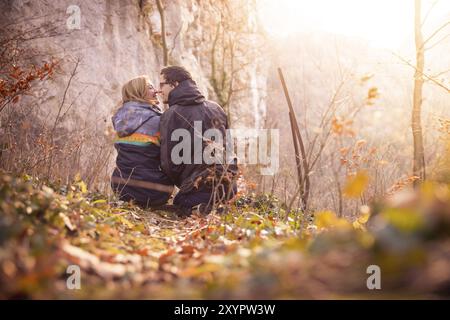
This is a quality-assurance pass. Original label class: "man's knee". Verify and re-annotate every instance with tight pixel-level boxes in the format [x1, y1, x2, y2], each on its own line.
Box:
[173, 191, 212, 208]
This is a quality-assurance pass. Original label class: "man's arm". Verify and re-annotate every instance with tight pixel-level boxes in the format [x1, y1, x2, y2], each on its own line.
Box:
[159, 107, 186, 186]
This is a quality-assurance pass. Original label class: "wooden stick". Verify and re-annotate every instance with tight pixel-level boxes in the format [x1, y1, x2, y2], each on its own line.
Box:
[278, 67, 310, 211]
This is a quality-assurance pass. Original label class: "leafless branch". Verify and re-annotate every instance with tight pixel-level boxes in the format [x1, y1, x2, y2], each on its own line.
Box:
[392, 52, 450, 93]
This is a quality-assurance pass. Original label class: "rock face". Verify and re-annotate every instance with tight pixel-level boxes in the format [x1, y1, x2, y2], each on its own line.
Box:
[0, 0, 267, 185]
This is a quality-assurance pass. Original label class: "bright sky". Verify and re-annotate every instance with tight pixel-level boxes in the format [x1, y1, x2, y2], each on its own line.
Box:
[258, 0, 450, 50]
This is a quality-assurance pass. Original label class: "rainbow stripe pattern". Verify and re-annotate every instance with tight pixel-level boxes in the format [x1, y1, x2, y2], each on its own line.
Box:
[114, 132, 160, 146]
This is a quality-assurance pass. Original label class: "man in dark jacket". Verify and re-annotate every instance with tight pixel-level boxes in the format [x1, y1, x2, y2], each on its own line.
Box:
[159, 66, 238, 217]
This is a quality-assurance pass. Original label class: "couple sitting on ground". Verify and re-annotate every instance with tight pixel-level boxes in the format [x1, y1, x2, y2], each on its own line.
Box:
[111, 66, 238, 217]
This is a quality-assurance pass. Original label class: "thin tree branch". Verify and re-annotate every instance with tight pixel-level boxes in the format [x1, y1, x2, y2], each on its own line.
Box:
[421, 0, 439, 27]
[421, 20, 450, 48]
[392, 52, 450, 92]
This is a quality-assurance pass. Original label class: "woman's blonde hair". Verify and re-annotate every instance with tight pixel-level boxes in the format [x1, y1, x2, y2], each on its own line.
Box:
[121, 75, 153, 104]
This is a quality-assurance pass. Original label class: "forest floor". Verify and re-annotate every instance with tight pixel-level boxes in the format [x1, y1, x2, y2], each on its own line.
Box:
[1, 171, 450, 299]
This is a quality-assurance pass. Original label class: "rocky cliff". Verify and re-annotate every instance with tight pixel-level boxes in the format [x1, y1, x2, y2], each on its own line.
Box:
[0, 0, 267, 186]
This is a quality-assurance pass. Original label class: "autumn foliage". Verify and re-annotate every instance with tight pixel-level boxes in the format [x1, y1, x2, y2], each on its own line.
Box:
[1, 169, 449, 299]
[0, 61, 57, 113]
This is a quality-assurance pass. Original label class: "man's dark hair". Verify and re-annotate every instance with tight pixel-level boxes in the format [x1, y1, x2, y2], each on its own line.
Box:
[160, 66, 192, 85]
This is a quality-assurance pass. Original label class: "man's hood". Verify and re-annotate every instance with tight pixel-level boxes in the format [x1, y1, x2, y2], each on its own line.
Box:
[112, 101, 161, 137]
[168, 79, 205, 106]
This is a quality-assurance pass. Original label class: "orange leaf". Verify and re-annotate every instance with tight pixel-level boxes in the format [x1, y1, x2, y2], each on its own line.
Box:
[158, 249, 176, 265]
[179, 245, 195, 255]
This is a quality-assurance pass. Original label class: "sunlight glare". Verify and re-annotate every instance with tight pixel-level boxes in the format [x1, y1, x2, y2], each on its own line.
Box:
[258, 0, 419, 49]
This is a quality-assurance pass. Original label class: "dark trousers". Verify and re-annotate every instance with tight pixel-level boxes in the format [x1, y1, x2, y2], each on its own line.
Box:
[173, 183, 237, 209]
[112, 182, 171, 208]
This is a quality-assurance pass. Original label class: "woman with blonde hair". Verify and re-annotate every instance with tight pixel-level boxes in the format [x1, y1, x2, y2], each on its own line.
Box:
[111, 75, 174, 208]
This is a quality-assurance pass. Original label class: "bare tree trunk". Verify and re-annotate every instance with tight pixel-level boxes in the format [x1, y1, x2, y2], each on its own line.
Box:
[333, 168, 343, 217]
[412, 0, 426, 186]
[156, 0, 168, 66]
